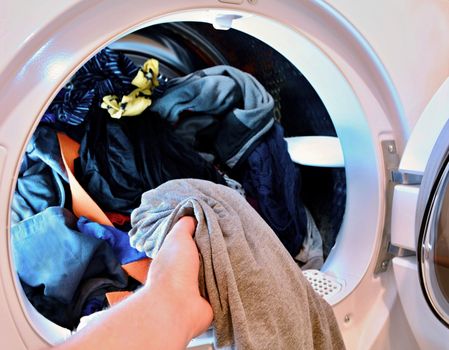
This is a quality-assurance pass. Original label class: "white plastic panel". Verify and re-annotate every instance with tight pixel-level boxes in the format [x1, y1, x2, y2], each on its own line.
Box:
[0, 0, 430, 348]
[393, 256, 449, 350]
[400, 77, 449, 174]
[0, 146, 6, 180]
[326, 0, 449, 130]
[303, 269, 344, 299]
[391, 185, 419, 251]
[285, 136, 345, 167]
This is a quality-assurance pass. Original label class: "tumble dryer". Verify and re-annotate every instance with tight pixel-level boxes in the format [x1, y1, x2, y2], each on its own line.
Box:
[1, 0, 449, 349]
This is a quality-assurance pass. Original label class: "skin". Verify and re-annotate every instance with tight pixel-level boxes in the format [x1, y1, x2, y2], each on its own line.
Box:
[55, 216, 213, 350]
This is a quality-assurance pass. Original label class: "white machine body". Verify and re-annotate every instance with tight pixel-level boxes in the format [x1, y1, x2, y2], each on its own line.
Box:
[1, 0, 449, 348]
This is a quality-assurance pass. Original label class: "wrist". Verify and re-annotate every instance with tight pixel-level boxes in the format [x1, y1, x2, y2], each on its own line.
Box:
[142, 283, 194, 346]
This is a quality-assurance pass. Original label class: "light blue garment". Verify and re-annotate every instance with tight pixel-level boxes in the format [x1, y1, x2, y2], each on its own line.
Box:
[11, 207, 127, 304]
[77, 216, 146, 264]
[11, 126, 68, 225]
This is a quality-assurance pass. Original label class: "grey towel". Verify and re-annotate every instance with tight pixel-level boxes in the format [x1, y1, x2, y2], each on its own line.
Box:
[150, 65, 274, 168]
[129, 179, 345, 350]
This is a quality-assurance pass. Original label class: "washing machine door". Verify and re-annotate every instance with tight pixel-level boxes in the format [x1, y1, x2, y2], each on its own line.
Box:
[391, 76, 449, 349]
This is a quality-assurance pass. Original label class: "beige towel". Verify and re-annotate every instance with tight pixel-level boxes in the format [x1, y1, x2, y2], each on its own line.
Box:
[129, 179, 345, 350]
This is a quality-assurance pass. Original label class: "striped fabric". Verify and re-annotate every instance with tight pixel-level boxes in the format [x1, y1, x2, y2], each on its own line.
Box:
[42, 48, 138, 126]
[42, 87, 95, 125]
[72, 47, 138, 97]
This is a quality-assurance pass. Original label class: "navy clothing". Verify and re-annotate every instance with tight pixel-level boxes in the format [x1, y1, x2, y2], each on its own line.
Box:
[41, 48, 138, 126]
[11, 126, 68, 225]
[77, 216, 146, 264]
[12, 207, 128, 328]
[75, 109, 226, 214]
[41, 87, 95, 126]
[151, 65, 275, 168]
[21, 277, 119, 329]
[71, 47, 138, 98]
[237, 123, 308, 256]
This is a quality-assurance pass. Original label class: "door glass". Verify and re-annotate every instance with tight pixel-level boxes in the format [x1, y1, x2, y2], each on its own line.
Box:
[421, 160, 449, 325]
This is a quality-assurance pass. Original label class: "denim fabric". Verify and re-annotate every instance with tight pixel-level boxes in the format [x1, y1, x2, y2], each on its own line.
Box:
[41, 47, 138, 126]
[77, 216, 146, 264]
[11, 207, 128, 305]
[238, 123, 308, 256]
[11, 126, 68, 225]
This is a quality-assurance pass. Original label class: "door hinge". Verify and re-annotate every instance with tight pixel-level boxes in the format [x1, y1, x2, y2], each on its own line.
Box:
[391, 170, 423, 185]
[374, 140, 418, 274]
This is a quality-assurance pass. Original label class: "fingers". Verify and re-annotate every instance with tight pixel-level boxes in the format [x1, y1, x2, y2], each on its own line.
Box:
[171, 216, 197, 238]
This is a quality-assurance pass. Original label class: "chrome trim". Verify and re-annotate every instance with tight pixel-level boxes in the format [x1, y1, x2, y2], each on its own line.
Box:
[420, 160, 449, 325]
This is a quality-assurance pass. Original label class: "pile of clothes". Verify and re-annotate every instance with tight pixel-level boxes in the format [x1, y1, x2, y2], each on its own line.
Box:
[11, 48, 333, 347]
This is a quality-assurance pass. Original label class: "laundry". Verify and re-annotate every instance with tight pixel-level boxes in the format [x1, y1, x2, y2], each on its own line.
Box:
[105, 212, 131, 228]
[20, 277, 120, 330]
[11, 207, 128, 328]
[11, 126, 68, 225]
[235, 122, 308, 257]
[101, 58, 160, 119]
[41, 48, 138, 126]
[81, 295, 107, 317]
[77, 216, 146, 264]
[150, 65, 275, 168]
[41, 88, 95, 126]
[295, 208, 324, 270]
[129, 179, 344, 350]
[221, 173, 245, 197]
[75, 108, 226, 214]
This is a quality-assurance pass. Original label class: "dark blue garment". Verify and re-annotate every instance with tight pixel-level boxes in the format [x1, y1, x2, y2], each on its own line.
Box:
[238, 123, 308, 256]
[41, 87, 95, 126]
[71, 47, 138, 98]
[77, 216, 146, 264]
[81, 295, 107, 317]
[11, 126, 68, 225]
[11, 207, 128, 305]
[41, 48, 138, 126]
[150, 65, 275, 168]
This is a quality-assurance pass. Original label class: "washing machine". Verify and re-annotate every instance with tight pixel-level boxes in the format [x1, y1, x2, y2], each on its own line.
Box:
[1, 0, 449, 349]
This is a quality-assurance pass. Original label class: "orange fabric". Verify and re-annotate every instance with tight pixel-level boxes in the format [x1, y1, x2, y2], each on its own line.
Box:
[121, 258, 152, 284]
[58, 132, 151, 308]
[57, 132, 113, 226]
[106, 291, 133, 306]
[106, 258, 152, 307]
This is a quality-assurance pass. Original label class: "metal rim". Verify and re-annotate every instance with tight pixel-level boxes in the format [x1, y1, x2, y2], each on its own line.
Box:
[420, 157, 449, 325]
[417, 118, 449, 328]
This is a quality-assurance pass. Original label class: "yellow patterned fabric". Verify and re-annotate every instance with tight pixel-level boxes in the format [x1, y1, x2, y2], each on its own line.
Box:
[101, 58, 159, 119]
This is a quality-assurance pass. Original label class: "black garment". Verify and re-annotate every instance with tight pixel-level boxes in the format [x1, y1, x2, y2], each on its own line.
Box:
[235, 123, 308, 256]
[75, 109, 226, 214]
[22, 278, 117, 330]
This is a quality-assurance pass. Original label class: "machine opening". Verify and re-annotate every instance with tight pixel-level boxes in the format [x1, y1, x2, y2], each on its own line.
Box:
[9, 9, 386, 346]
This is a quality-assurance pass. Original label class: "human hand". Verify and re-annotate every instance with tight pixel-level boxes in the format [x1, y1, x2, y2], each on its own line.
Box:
[144, 216, 213, 340]
[56, 216, 212, 350]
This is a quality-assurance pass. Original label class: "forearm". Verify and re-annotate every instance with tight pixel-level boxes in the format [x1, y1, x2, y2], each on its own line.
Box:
[55, 285, 192, 350]
[53, 217, 212, 350]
